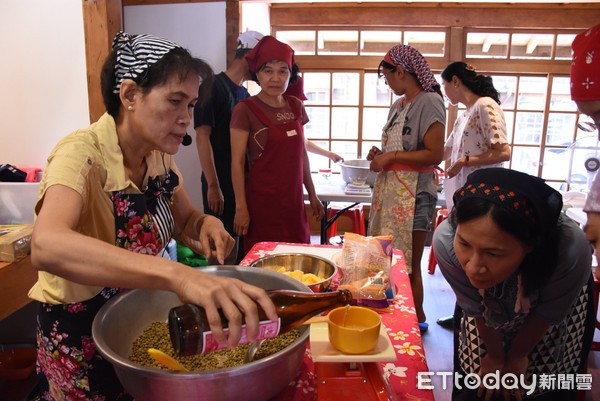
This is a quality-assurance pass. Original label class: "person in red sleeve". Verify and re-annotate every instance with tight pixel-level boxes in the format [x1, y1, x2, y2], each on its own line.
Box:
[571, 24, 600, 257]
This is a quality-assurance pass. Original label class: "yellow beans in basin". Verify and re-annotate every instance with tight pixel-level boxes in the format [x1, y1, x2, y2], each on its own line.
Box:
[276, 267, 322, 285]
[327, 306, 381, 354]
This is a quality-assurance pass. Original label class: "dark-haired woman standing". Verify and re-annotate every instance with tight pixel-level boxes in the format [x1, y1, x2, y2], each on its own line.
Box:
[29, 32, 277, 400]
[367, 44, 446, 331]
[440, 62, 511, 211]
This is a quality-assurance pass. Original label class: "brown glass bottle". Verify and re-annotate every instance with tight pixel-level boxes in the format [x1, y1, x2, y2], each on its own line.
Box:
[168, 289, 352, 356]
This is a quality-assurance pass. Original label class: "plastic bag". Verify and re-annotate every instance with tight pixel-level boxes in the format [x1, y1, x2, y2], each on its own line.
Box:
[337, 232, 393, 309]
[176, 241, 208, 267]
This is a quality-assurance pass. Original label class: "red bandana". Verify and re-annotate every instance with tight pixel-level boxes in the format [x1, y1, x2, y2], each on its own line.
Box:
[571, 24, 600, 101]
[245, 36, 294, 74]
[284, 76, 308, 100]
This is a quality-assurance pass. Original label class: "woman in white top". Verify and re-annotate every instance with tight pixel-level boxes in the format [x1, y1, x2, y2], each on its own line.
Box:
[436, 62, 511, 328]
[441, 62, 511, 210]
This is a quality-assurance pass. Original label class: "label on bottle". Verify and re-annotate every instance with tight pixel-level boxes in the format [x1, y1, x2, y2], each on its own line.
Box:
[201, 318, 281, 353]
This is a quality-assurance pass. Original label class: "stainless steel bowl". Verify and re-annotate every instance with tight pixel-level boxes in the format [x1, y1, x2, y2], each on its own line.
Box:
[340, 159, 377, 187]
[249, 253, 337, 293]
[92, 266, 311, 401]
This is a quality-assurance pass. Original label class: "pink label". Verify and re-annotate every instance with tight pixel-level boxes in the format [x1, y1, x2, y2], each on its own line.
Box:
[201, 319, 281, 353]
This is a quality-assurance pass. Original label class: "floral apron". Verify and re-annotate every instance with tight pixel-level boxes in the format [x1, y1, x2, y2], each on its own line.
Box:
[36, 171, 178, 401]
[241, 98, 309, 254]
[369, 105, 428, 274]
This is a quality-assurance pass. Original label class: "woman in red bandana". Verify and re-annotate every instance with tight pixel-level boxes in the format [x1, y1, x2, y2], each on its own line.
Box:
[367, 44, 446, 331]
[230, 36, 324, 254]
[571, 24, 600, 256]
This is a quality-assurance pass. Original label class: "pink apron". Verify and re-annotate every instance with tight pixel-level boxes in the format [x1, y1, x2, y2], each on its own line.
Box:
[242, 97, 310, 254]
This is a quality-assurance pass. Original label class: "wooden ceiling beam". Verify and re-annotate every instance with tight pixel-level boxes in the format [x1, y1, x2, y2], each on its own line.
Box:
[270, 3, 600, 30]
[82, 0, 239, 123]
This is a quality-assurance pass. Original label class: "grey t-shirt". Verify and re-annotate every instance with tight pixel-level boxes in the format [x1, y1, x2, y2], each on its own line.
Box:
[432, 214, 591, 325]
[384, 91, 446, 197]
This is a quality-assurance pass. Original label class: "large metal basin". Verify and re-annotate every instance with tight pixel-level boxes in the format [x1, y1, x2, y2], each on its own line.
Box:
[92, 266, 311, 401]
[340, 159, 377, 187]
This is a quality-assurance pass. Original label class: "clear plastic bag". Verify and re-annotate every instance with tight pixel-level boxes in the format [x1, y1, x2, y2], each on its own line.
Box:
[337, 232, 393, 309]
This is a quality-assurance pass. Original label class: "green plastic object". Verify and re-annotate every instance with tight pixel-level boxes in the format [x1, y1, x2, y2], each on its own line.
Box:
[176, 241, 208, 267]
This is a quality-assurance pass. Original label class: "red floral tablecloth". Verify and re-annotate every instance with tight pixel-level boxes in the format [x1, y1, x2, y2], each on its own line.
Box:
[240, 242, 434, 401]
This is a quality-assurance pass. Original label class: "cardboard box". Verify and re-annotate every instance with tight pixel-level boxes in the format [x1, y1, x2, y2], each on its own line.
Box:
[0, 225, 33, 262]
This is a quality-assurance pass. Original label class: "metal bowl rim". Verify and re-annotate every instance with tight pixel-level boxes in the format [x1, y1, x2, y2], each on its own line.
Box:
[92, 266, 311, 379]
[248, 253, 338, 286]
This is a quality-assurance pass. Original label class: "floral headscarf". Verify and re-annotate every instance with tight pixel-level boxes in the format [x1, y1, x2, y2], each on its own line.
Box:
[383, 44, 439, 93]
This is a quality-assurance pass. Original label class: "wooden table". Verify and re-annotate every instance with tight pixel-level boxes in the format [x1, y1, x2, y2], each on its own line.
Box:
[0, 256, 36, 320]
[240, 242, 434, 401]
[306, 173, 446, 244]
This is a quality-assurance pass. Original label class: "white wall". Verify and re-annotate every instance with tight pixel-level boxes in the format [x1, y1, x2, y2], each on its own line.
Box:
[241, 2, 271, 34]
[125, 3, 227, 209]
[0, 1, 229, 217]
[0, 1, 89, 168]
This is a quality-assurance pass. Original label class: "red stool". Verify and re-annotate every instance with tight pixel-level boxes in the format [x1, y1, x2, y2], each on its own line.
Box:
[427, 208, 448, 274]
[326, 203, 366, 240]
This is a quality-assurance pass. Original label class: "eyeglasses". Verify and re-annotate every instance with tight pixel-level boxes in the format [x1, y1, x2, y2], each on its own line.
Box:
[578, 121, 599, 133]
[578, 121, 600, 140]
[377, 66, 396, 85]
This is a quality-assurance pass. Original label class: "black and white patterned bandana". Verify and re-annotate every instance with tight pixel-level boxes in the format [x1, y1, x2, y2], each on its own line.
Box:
[111, 31, 182, 94]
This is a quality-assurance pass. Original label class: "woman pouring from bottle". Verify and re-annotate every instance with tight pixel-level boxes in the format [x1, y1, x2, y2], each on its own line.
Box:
[230, 36, 323, 254]
[29, 32, 277, 400]
[367, 44, 446, 331]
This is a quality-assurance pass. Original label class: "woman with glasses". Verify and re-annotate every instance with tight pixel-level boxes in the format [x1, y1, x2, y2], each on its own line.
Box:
[571, 24, 600, 257]
[29, 32, 278, 400]
[367, 44, 446, 332]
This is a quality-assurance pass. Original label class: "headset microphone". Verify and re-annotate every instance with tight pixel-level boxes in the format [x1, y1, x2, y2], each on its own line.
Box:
[182, 133, 192, 146]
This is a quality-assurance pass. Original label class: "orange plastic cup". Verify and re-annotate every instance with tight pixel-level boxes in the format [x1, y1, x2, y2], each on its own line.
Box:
[327, 306, 381, 354]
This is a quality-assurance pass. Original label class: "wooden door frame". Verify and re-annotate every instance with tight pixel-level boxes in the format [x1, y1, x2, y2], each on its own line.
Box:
[81, 0, 240, 123]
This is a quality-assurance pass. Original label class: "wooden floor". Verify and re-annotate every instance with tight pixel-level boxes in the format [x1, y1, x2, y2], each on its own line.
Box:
[420, 245, 600, 401]
[420, 247, 454, 401]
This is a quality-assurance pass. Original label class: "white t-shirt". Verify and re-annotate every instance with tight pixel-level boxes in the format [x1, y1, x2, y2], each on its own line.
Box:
[445, 96, 508, 189]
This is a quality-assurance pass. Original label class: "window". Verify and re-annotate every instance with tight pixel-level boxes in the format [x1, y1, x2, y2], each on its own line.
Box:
[452, 74, 580, 189]
[275, 29, 446, 58]
[272, 24, 587, 190]
[466, 29, 580, 60]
